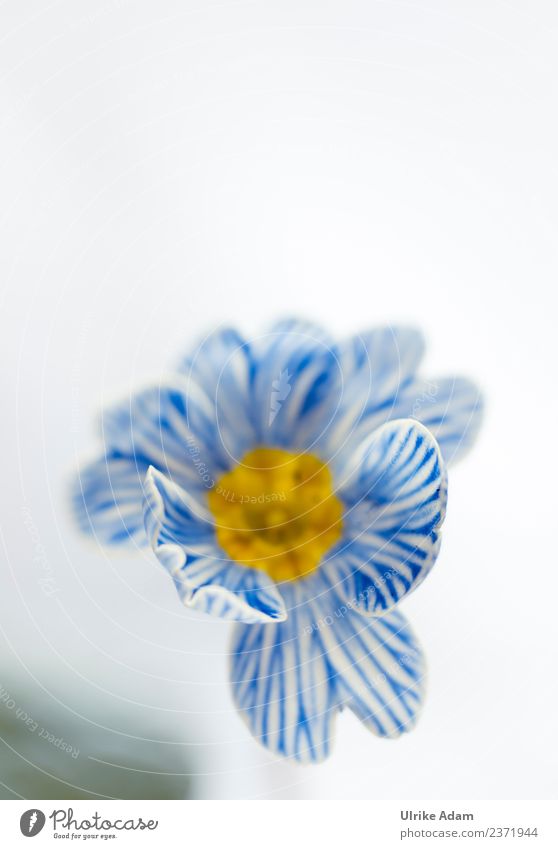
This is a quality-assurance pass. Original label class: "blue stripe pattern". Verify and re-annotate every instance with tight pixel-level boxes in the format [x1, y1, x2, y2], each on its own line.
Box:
[73, 382, 217, 547]
[320, 326, 424, 462]
[71, 451, 150, 547]
[250, 319, 342, 451]
[327, 351, 482, 469]
[178, 327, 256, 466]
[318, 602, 425, 739]
[396, 376, 483, 464]
[316, 419, 447, 615]
[143, 467, 287, 623]
[231, 584, 424, 762]
[102, 381, 224, 483]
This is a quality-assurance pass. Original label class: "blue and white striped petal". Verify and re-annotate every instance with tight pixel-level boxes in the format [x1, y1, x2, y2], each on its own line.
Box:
[250, 319, 341, 451]
[316, 604, 425, 738]
[336, 326, 424, 419]
[330, 369, 482, 469]
[72, 381, 220, 549]
[320, 326, 424, 461]
[71, 452, 150, 547]
[337, 328, 424, 395]
[143, 467, 287, 623]
[397, 376, 483, 465]
[100, 380, 235, 490]
[230, 584, 337, 762]
[230, 587, 424, 763]
[321, 419, 447, 616]
[178, 326, 257, 466]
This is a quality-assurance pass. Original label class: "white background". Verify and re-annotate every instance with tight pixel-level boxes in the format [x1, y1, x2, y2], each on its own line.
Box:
[1, 0, 557, 800]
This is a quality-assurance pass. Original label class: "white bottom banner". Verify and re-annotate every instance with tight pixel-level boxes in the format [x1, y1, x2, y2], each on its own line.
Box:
[1, 800, 556, 848]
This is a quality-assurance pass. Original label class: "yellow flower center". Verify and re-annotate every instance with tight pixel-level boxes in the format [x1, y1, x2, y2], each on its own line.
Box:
[208, 447, 344, 583]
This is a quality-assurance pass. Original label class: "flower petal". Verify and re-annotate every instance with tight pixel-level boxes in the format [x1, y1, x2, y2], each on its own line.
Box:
[230, 584, 337, 763]
[313, 603, 425, 738]
[338, 326, 424, 406]
[323, 419, 447, 615]
[101, 381, 223, 489]
[178, 327, 257, 465]
[73, 380, 218, 549]
[230, 585, 424, 762]
[320, 327, 425, 459]
[143, 467, 287, 623]
[250, 319, 341, 451]
[399, 375, 483, 464]
[71, 452, 149, 547]
[333, 373, 482, 468]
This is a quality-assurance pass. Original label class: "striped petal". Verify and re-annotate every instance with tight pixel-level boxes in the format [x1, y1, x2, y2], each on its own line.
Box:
[178, 327, 256, 466]
[322, 419, 447, 616]
[72, 382, 219, 548]
[314, 603, 425, 738]
[397, 376, 483, 464]
[230, 585, 424, 762]
[320, 327, 424, 461]
[331, 372, 482, 469]
[143, 467, 287, 623]
[250, 319, 341, 451]
[336, 326, 424, 416]
[71, 452, 150, 547]
[101, 381, 224, 489]
[230, 584, 336, 762]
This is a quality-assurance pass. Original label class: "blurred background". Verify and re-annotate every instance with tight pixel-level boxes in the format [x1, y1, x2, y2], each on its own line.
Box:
[1, 0, 557, 799]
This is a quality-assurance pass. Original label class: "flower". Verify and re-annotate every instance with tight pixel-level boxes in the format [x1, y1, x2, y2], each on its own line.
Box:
[73, 320, 482, 762]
